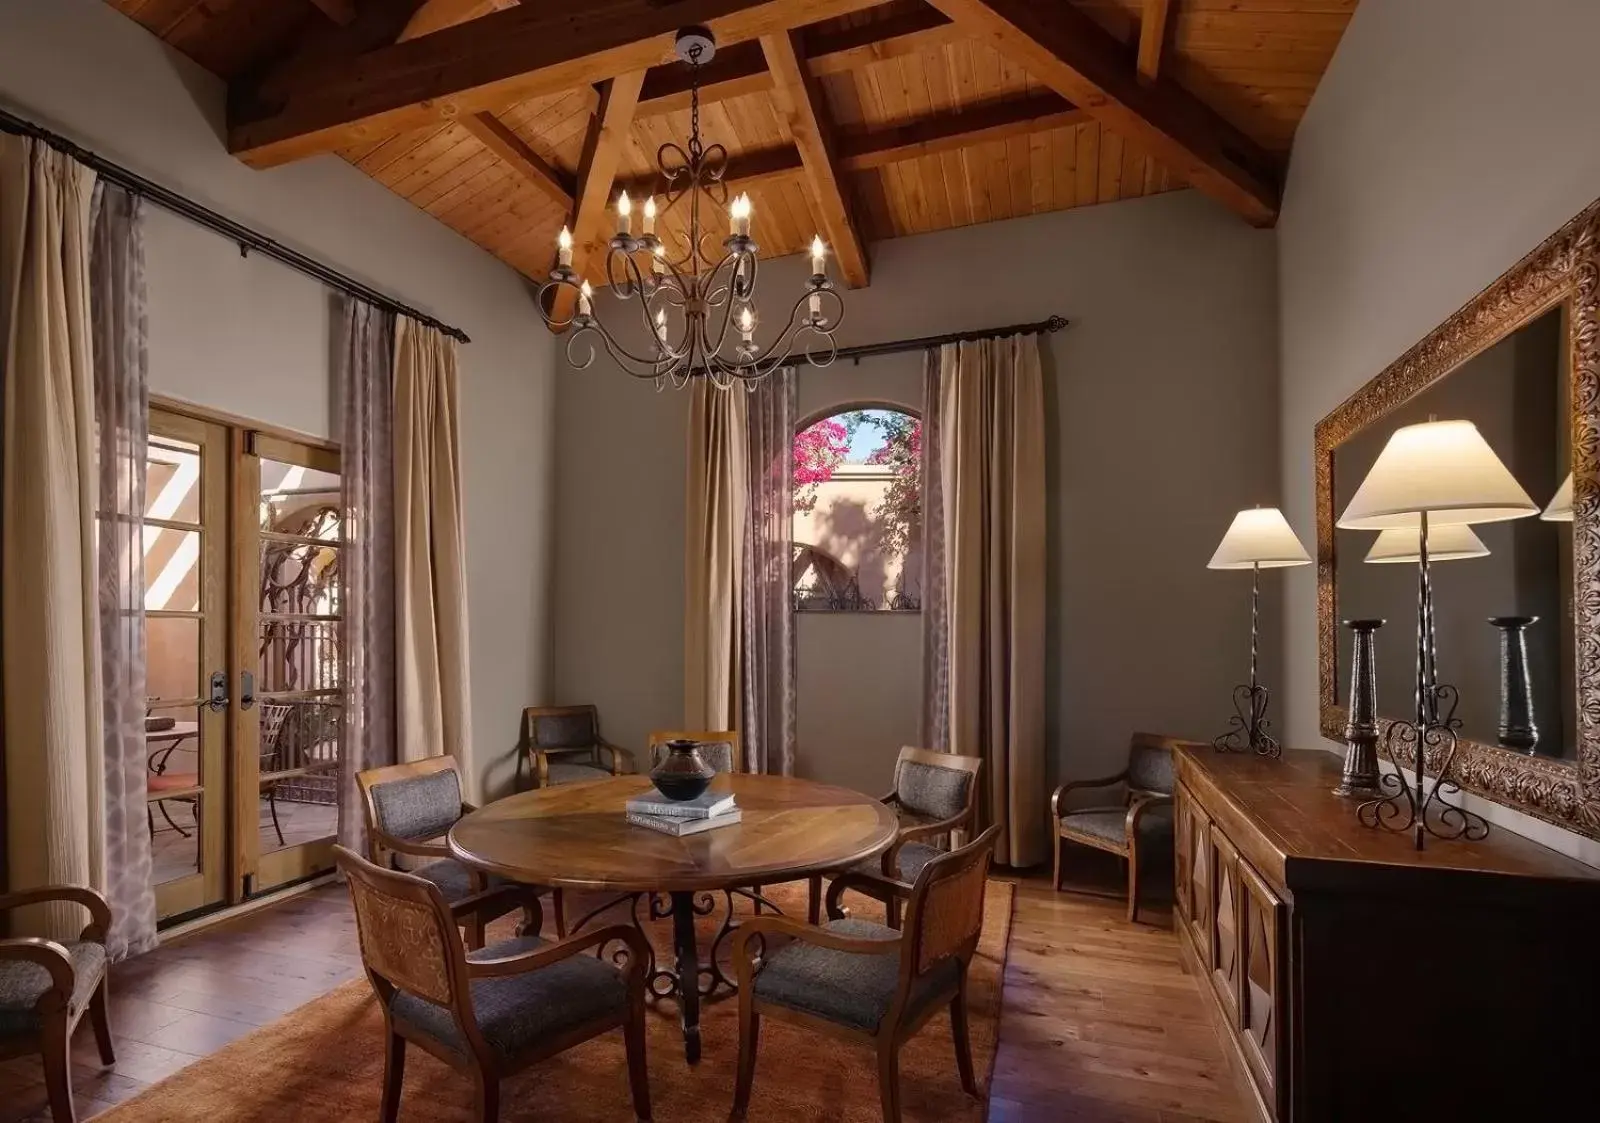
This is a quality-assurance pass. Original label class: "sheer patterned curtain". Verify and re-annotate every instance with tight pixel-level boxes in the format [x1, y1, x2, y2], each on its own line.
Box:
[338, 298, 396, 852]
[741, 368, 796, 775]
[90, 181, 158, 958]
[919, 350, 949, 753]
[935, 334, 1048, 868]
[685, 380, 748, 730]
[0, 137, 103, 940]
[393, 318, 473, 783]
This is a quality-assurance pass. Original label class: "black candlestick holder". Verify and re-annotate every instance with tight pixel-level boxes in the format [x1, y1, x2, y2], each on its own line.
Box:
[1336, 618, 1385, 797]
[1214, 562, 1281, 757]
[1356, 512, 1489, 849]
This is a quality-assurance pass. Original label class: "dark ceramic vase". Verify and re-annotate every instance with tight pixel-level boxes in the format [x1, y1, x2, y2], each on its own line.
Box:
[650, 739, 716, 802]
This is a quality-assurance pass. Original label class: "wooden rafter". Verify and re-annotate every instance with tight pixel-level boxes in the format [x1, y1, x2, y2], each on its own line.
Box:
[637, 6, 959, 117]
[459, 112, 575, 211]
[1137, 0, 1173, 83]
[307, 0, 358, 26]
[760, 30, 869, 287]
[397, 0, 519, 43]
[228, 0, 882, 167]
[925, 0, 1279, 226]
[616, 91, 1082, 199]
[550, 71, 648, 322]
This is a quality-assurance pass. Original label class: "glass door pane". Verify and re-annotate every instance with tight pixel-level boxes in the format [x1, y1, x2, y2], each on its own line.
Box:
[235, 434, 342, 895]
[144, 414, 230, 921]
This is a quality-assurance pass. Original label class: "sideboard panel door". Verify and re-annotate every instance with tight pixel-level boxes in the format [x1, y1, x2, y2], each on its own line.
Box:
[1238, 857, 1283, 1109]
[1181, 791, 1212, 966]
[1210, 829, 1243, 1027]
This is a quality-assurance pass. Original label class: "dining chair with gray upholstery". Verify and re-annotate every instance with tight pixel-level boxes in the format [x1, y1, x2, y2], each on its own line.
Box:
[729, 824, 1000, 1123]
[0, 885, 116, 1123]
[820, 747, 984, 928]
[336, 846, 652, 1123]
[1050, 732, 1176, 923]
[519, 705, 636, 789]
[356, 755, 550, 947]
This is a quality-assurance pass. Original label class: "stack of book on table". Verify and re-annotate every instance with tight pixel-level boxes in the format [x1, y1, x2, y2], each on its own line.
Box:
[625, 790, 740, 836]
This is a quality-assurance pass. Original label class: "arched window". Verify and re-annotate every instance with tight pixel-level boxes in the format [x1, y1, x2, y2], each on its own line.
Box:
[792, 406, 922, 612]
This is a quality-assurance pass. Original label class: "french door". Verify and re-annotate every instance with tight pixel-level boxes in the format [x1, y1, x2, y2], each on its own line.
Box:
[143, 405, 343, 922]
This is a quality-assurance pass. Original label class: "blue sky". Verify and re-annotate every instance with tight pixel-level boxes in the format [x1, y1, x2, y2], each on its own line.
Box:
[845, 409, 894, 462]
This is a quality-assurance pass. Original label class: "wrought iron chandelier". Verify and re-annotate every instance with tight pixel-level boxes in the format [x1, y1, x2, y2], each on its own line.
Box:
[537, 27, 845, 390]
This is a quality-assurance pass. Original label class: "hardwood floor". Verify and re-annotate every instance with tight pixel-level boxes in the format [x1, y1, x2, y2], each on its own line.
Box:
[0, 867, 1243, 1122]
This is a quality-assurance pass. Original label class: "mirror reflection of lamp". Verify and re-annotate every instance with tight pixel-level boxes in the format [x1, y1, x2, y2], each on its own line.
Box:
[1540, 472, 1573, 522]
[1337, 419, 1539, 847]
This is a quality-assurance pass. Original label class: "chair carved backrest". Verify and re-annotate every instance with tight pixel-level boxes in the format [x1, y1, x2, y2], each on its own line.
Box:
[901, 824, 1000, 979]
[1126, 734, 1176, 798]
[647, 730, 742, 775]
[336, 845, 469, 1011]
[523, 705, 601, 755]
[355, 756, 465, 864]
[893, 746, 983, 825]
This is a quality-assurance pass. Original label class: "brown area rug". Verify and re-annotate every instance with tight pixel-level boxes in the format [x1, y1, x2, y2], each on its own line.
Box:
[98, 881, 1014, 1122]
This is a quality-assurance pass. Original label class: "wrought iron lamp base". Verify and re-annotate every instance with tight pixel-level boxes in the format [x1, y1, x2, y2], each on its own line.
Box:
[1358, 716, 1490, 850]
[1213, 682, 1282, 757]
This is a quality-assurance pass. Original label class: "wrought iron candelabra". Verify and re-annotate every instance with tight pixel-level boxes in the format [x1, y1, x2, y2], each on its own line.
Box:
[536, 27, 844, 390]
[1213, 561, 1281, 756]
[1357, 511, 1490, 849]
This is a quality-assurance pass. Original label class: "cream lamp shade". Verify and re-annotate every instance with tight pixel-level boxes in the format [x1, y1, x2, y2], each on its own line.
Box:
[1541, 472, 1573, 522]
[1364, 523, 1490, 564]
[1337, 419, 1538, 530]
[1207, 507, 1312, 570]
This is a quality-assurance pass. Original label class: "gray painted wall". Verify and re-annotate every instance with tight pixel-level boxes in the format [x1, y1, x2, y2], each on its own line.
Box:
[551, 189, 1280, 798]
[0, 0, 558, 799]
[1278, 0, 1600, 863]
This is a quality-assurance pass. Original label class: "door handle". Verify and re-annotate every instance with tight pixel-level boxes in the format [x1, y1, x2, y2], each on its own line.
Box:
[207, 670, 229, 713]
[240, 670, 256, 711]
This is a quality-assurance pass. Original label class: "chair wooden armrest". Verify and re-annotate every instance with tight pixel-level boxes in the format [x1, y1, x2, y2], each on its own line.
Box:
[882, 811, 968, 876]
[879, 789, 901, 806]
[598, 741, 636, 775]
[468, 923, 648, 984]
[729, 914, 902, 991]
[0, 885, 112, 941]
[459, 801, 479, 814]
[1125, 793, 1173, 838]
[1051, 770, 1131, 820]
[0, 937, 78, 997]
[371, 829, 451, 862]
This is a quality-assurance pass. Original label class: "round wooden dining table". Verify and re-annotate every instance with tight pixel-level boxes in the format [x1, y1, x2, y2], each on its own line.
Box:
[448, 773, 899, 1063]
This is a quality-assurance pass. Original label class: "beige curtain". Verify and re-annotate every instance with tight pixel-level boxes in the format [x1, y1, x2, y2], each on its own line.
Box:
[393, 318, 472, 785]
[0, 137, 103, 938]
[938, 335, 1047, 868]
[685, 380, 748, 730]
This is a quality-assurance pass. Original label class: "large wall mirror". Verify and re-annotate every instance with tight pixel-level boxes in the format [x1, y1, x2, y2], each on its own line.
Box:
[1316, 200, 1600, 840]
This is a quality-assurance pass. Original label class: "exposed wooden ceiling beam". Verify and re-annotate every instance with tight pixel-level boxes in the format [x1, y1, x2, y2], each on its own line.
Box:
[1137, 0, 1173, 83]
[550, 71, 648, 322]
[924, 0, 1279, 226]
[397, 0, 519, 43]
[760, 30, 869, 287]
[616, 91, 1082, 199]
[308, 0, 358, 26]
[636, 6, 959, 117]
[229, 0, 882, 168]
[460, 112, 576, 211]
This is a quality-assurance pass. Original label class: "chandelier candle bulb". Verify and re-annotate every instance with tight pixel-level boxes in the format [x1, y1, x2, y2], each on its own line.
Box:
[557, 226, 573, 268]
[811, 236, 826, 277]
[642, 196, 656, 237]
[652, 243, 666, 275]
[739, 307, 755, 342]
[616, 190, 632, 236]
[730, 193, 751, 237]
[577, 280, 593, 317]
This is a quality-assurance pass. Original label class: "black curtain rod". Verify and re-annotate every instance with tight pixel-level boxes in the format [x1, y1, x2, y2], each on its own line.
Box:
[832, 314, 1068, 365]
[0, 106, 471, 344]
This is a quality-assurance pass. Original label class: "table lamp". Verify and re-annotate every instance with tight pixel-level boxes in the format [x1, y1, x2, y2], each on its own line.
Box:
[1207, 507, 1312, 756]
[1337, 419, 1538, 848]
[1540, 472, 1573, 522]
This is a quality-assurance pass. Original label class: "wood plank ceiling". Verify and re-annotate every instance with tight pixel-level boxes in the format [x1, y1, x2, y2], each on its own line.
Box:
[103, 0, 1356, 287]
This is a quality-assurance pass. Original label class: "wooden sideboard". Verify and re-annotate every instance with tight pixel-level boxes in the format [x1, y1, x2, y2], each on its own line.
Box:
[1173, 746, 1600, 1123]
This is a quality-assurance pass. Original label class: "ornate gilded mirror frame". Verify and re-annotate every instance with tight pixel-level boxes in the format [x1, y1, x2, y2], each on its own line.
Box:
[1315, 198, 1600, 841]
